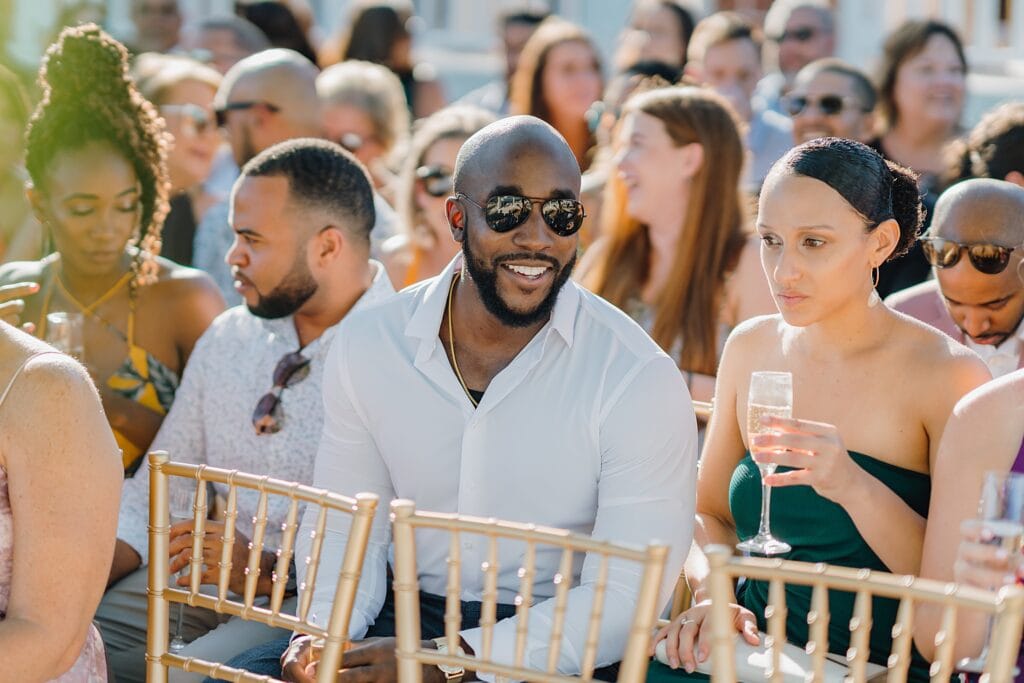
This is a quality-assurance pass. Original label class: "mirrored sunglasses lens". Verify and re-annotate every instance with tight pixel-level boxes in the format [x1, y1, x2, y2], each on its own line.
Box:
[485, 196, 530, 232]
[252, 393, 281, 433]
[924, 239, 960, 268]
[969, 245, 1011, 274]
[542, 200, 583, 235]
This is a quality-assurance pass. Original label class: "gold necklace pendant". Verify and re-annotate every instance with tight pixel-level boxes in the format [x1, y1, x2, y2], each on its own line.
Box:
[446, 269, 479, 408]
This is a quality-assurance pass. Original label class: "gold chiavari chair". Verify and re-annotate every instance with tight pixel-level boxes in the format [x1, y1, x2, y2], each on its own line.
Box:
[390, 499, 670, 683]
[145, 451, 379, 683]
[703, 545, 1024, 682]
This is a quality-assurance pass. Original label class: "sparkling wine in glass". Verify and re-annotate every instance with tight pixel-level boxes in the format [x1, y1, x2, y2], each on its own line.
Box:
[957, 471, 1024, 674]
[168, 479, 194, 654]
[45, 311, 84, 360]
[737, 371, 793, 556]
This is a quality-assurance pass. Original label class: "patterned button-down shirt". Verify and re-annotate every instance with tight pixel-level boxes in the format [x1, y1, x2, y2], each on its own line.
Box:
[117, 262, 394, 564]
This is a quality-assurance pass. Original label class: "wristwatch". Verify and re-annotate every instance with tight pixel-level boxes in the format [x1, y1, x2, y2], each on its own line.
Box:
[431, 637, 466, 682]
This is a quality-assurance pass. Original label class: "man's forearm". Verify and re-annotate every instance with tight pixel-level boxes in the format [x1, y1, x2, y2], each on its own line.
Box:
[108, 538, 142, 587]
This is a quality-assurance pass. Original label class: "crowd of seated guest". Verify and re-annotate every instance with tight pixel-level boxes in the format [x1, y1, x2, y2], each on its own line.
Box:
[1, 1, 1023, 681]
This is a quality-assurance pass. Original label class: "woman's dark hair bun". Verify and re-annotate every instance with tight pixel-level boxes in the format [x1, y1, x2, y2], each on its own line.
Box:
[772, 137, 924, 261]
[886, 160, 925, 258]
[41, 24, 132, 105]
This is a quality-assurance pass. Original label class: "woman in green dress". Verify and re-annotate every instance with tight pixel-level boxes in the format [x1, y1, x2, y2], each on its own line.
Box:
[649, 138, 990, 681]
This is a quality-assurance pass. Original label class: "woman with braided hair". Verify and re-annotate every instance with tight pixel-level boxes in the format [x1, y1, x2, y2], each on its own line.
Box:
[0, 24, 224, 476]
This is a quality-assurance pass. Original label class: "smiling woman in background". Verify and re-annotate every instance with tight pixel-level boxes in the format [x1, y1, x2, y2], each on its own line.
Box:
[510, 17, 604, 171]
[0, 25, 223, 476]
[871, 19, 967, 297]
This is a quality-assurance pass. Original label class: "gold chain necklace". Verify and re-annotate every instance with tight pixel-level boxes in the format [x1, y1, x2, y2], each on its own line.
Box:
[446, 269, 478, 408]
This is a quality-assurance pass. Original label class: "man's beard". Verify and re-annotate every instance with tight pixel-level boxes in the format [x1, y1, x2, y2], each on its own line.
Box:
[960, 305, 1024, 347]
[246, 256, 319, 319]
[460, 227, 575, 328]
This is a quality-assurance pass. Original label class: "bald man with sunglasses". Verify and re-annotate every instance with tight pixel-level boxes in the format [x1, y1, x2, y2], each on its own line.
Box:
[224, 116, 698, 682]
[888, 178, 1024, 378]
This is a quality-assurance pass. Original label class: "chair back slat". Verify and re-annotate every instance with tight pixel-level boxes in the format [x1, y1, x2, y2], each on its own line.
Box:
[848, 587, 873, 680]
[479, 534, 501, 661]
[886, 596, 913, 682]
[545, 547, 575, 674]
[270, 493, 301, 614]
[513, 540, 537, 669]
[930, 604, 958, 681]
[297, 505, 329, 623]
[145, 452, 379, 683]
[392, 500, 424, 683]
[390, 501, 668, 683]
[707, 548, 737, 683]
[618, 545, 669, 683]
[807, 580, 829, 680]
[579, 555, 610, 679]
[216, 482, 239, 603]
[766, 577, 786, 683]
[987, 588, 1024, 680]
[703, 545, 1024, 683]
[444, 530, 463, 652]
[188, 477, 209, 598]
[316, 492, 378, 683]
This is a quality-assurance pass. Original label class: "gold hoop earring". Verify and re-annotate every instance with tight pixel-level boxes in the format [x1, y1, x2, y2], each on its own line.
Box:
[872, 266, 880, 289]
[868, 266, 881, 308]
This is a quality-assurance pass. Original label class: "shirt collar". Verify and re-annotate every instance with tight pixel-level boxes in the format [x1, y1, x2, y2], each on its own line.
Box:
[405, 256, 579, 357]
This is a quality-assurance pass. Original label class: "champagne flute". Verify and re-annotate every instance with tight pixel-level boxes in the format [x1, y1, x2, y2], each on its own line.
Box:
[45, 311, 84, 360]
[957, 471, 1024, 674]
[737, 371, 793, 556]
[168, 478, 194, 654]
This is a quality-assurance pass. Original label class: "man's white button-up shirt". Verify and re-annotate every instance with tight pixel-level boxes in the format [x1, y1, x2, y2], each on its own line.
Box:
[301, 258, 698, 675]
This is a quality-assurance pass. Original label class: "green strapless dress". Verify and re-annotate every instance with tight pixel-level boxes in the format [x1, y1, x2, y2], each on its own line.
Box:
[647, 452, 932, 683]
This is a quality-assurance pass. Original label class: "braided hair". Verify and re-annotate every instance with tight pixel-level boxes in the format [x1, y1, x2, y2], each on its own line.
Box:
[25, 23, 169, 289]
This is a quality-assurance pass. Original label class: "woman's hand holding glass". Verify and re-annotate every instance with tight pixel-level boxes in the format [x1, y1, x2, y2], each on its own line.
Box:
[650, 600, 760, 673]
[955, 518, 1024, 590]
[752, 417, 865, 506]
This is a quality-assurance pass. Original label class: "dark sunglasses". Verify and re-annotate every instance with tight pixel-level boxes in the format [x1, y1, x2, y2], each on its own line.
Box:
[772, 26, 818, 43]
[160, 104, 213, 136]
[783, 94, 867, 117]
[920, 236, 1019, 275]
[456, 193, 586, 237]
[415, 165, 453, 197]
[252, 351, 311, 435]
[214, 101, 280, 128]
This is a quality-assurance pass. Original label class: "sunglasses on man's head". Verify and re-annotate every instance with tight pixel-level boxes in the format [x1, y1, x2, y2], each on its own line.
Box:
[920, 236, 1018, 275]
[252, 350, 311, 435]
[214, 100, 280, 128]
[783, 94, 866, 117]
[456, 193, 586, 237]
[416, 165, 454, 198]
[772, 26, 818, 43]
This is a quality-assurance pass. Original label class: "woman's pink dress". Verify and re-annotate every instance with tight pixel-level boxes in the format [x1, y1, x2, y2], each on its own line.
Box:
[0, 353, 108, 682]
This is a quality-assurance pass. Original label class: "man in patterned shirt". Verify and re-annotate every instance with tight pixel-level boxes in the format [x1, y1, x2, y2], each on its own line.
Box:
[96, 138, 394, 683]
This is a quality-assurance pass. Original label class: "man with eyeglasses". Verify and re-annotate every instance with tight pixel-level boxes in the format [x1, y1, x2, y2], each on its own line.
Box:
[97, 138, 394, 683]
[756, 0, 835, 116]
[888, 179, 1024, 379]
[223, 116, 697, 682]
[785, 58, 876, 145]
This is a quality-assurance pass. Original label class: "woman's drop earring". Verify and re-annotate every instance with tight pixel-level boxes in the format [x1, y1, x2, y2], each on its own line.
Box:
[868, 266, 881, 307]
